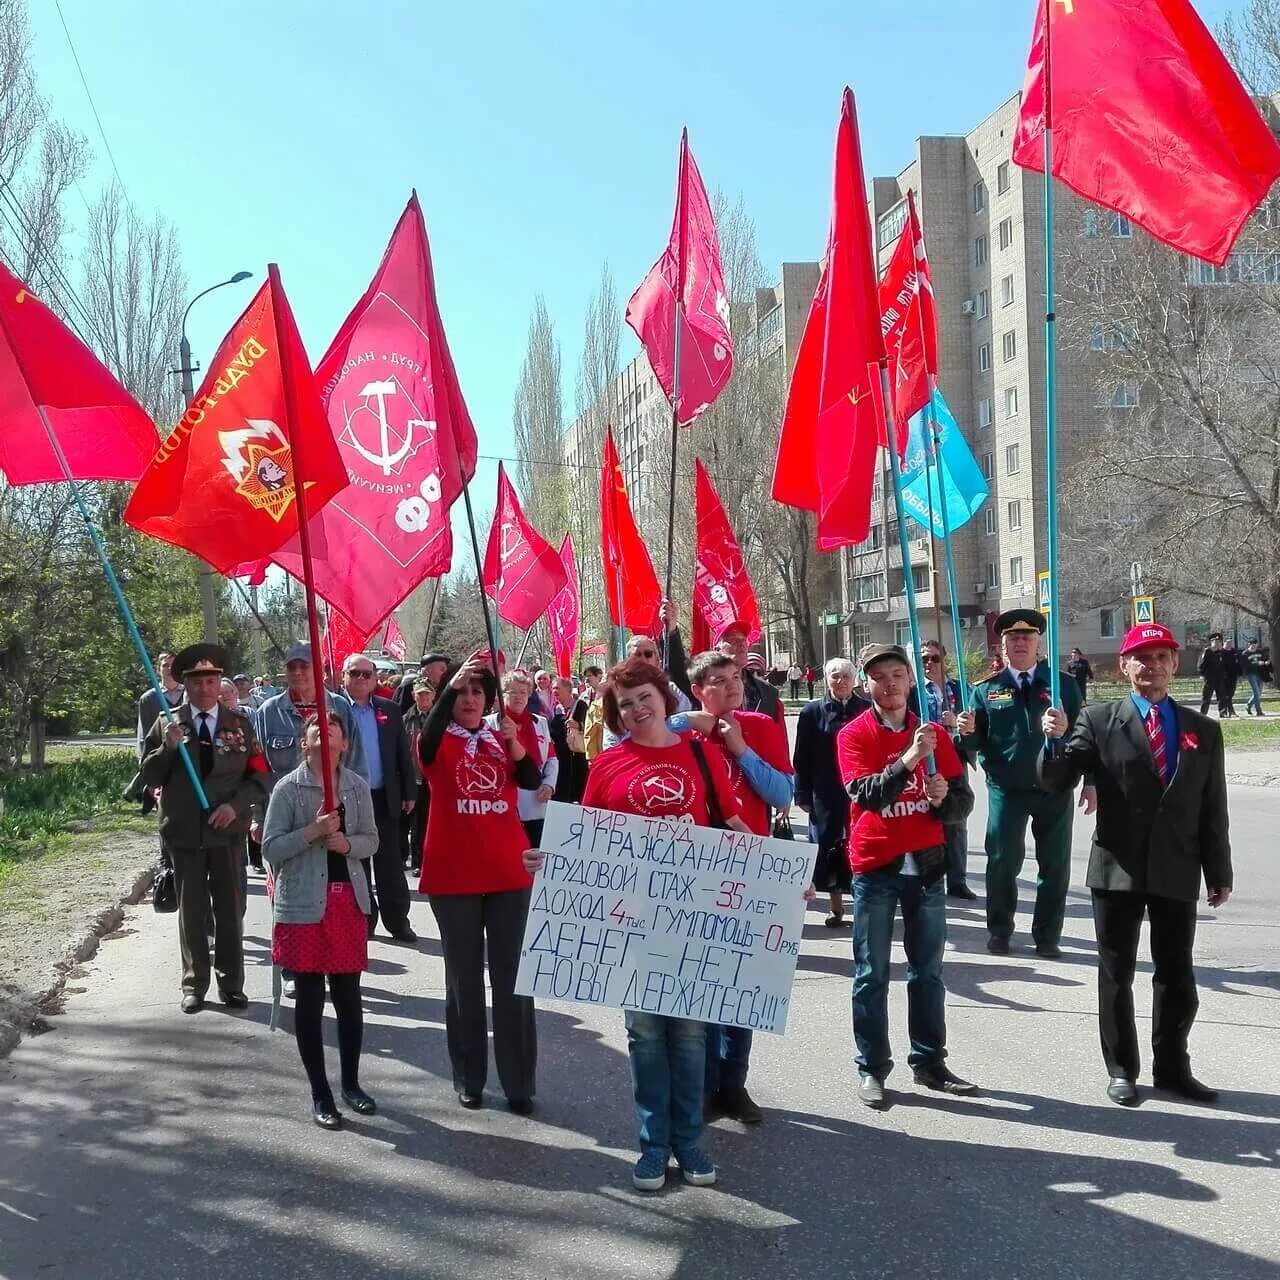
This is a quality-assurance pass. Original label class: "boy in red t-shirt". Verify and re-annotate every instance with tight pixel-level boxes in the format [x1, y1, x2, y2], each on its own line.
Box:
[837, 644, 976, 1109]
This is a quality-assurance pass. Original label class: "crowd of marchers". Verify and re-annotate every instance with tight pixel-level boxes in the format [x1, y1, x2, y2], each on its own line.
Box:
[133, 603, 1233, 1192]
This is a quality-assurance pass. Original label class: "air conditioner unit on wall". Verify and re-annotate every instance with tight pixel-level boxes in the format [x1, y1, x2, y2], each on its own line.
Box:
[974, 583, 987, 594]
[961, 299, 975, 315]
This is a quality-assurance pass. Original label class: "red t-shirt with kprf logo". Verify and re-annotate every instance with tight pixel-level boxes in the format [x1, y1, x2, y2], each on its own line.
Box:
[582, 737, 741, 825]
[837, 709, 963, 873]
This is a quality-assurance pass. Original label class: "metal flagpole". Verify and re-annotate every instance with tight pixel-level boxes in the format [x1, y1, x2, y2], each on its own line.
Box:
[420, 576, 441, 659]
[925, 392, 970, 709]
[879, 363, 935, 774]
[1042, 2, 1063, 709]
[514, 630, 533, 669]
[922, 422, 947, 652]
[460, 479, 503, 669]
[229, 577, 288, 663]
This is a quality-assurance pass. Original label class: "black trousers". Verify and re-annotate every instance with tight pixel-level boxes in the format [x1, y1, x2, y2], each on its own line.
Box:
[428, 888, 536, 1100]
[408, 782, 428, 873]
[1092, 888, 1198, 1081]
[362, 788, 411, 932]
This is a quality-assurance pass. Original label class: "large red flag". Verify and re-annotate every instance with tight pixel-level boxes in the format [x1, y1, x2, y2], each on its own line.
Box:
[626, 131, 734, 426]
[272, 194, 478, 631]
[0, 258, 156, 485]
[546, 533, 580, 678]
[878, 189, 936, 445]
[693, 459, 760, 645]
[1013, 0, 1280, 267]
[600, 427, 661, 635]
[323, 609, 373, 672]
[481, 464, 567, 631]
[124, 273, 348, 574]
[772, 89, 886, 550]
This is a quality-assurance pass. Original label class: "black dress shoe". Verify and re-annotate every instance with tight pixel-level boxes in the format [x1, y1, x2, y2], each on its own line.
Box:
[913, 1064, 978, 1095]
[703, 1090, 724, 1119]
[458, 1091, 483, 1110]
[719, 1085, 763, 1125]
[1107, 1077, 1138, 1106]
[341, 1087, 377, 1116]
[507, 1097, 534, 1116]
[1034, 942, 1063, 959]
[389, 926, 418, 944]
[986, 935, 1010, 955]
[312, 1100, 344, 1130]
[947, 885, 979, 901]
[1153, 1074, 1219, 1104]
[219, 990, 249, 1009]
[180, 993, 203, 1014]
[366, 921, 377, 940]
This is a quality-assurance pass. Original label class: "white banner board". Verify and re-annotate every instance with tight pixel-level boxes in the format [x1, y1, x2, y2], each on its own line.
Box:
[514, 802, 815, 1034]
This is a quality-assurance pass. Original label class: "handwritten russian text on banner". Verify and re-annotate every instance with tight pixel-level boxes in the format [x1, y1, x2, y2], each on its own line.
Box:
[515, 802, 815, 1034]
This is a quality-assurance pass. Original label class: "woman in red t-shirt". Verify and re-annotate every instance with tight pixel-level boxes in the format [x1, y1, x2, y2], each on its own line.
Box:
[417, 653, 544, 1114]
[568, 658, 750, 1192]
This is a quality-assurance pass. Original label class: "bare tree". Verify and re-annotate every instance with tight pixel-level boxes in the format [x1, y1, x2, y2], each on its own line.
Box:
[1219, 0, 1280, 93]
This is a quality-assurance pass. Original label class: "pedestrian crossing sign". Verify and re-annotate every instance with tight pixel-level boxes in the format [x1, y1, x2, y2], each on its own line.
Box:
[1037, 571, 1051, 614]
[1133, 596, 1155, 625]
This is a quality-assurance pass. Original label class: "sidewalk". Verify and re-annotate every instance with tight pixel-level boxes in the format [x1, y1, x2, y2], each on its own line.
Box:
[1224, 749, 1280, 787]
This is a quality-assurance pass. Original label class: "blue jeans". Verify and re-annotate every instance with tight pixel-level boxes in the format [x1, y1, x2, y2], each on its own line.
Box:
[704, 1024, 752, 1094]
[1244, 673, 1264, 715]
[624, 1011, 705, 1158]
[852, 863, 948, 1079]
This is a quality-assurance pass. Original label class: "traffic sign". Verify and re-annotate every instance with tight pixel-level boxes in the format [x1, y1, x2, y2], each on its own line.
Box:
[1037, 570, 1051, 614]
[1133, 596, 1155, 625]
[822, 612, 841, 626]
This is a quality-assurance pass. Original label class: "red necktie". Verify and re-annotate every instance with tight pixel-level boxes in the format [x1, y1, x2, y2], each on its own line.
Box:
[1145, 706, 1170, 786]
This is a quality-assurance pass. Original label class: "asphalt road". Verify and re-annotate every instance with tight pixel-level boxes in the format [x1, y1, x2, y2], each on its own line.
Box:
[0, 780, 1276, 1280]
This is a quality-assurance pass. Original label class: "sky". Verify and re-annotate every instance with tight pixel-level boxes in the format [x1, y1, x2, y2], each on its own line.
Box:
[28, 0, 1237, 561]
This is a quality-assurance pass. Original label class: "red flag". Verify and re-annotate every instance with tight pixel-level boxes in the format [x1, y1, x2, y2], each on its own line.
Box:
[547, 533, 579, 678]
[690, 597, 713, 657]
[626, 130, 734, 426]
[693, 460, 760, 645]
[1013, 0, 1280, 267]
[600, 427, 661, 635]
[383, 615, 407, 661]
[481, 464, 567, 631]
[124, 273, 347, 574]
[271, 194, 478, 631]
[878, 190, 936, 444]
[0, 258, 156, 485]
[324, 609, 373, 670]
[772, 89, 886, 550]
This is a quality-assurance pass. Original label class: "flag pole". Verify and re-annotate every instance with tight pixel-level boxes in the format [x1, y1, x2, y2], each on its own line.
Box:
[921, 420, 947, 652]
[420, 576, 441, 658]
[514, 630, 533, 669]
[1042, 1, 1063, 709]
[878, 363, 935, 775]
[661, 128, 690, 662]
[613, 557, 626, 665]
[267, 263, 336, 811]
[460, 478, 503, 671]
[925, 390, 970, 709]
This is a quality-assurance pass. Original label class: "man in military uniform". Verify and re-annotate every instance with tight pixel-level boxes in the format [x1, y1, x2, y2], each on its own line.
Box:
[141, 644, 268, 1014]
[955, 610, 1094, 958]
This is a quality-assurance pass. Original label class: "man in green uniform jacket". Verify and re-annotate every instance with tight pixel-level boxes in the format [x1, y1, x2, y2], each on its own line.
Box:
[955, 610, 1094, 958]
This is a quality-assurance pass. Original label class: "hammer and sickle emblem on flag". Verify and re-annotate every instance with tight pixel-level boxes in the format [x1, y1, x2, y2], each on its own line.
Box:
[848, 386, 868, 407]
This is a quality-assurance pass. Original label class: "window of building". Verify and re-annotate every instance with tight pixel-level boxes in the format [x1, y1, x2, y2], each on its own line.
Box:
[853, 622, 872, 652]
[1009, 556, 1024, 585]
[1100, 607, 1118, 639]
[1006, 442, 1021, 474]
[981, 451, 995, 480]
[1109, 212, 1133, 238]
[872, 473, 883, 503]
[996, 161, 1010, 195]
[894, 620, 914, 649]
[1084, 209, 1101, 238]
[1089, 324, 1106, 351]
[998, 217, 1014, 250]
[984, 507, 997, 536]
[1004, 386, 1018, 418]
[1007, 499, 1022, 530]
[975, 234, 988, 266]
[911, 565, 930, 593]
[877, 200, 908, 250]
[974, 181, 986, 212]
[1113, 381, 1141, 409]
[854, 526, 884, 554]
[854, 572, 886, 603]
[1002, 330, 1017, 362]
[1001, 274, 1015, 307]
[978, 397, 993, 427]
[986, 561, 1000, 589]
[979, 342, 991, 372]
[976, 289, 989, 319]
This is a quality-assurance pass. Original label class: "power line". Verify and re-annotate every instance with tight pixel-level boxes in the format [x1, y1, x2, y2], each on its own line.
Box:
[476, 451, 771, 487]
[52, 0, 127, 197]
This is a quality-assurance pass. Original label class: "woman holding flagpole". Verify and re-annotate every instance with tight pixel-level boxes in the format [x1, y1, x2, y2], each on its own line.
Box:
[416, 652, 543, 1113]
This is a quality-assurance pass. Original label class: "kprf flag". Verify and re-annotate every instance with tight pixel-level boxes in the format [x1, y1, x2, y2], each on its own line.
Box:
[899, 391, 988, 538]
[481, 464, 567, 631]
[626, 130, 734, 426]
[694, 459, 760, 644]
[1013, 0, 1280, 266]
[547, 534, 580, 678]
[323, 609, 373, 672]
[124, 269, 348, 575]
[0, 257, 156, 485]
[601, 427, 661, 635]
[272, 194, 479, 631]
[382, 615, 407, 661]
[772, 89, 886, 550]
[879, 189, 936, 438]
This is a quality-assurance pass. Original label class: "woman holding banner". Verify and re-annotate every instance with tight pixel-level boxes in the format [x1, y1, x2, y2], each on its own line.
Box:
[576, 656, 751, 1191]
[417, 653, 544, 1114]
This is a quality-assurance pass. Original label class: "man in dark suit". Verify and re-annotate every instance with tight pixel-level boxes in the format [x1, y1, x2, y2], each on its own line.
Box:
[1040, 622, 1232, 1107]
[342, 652, 417, 942]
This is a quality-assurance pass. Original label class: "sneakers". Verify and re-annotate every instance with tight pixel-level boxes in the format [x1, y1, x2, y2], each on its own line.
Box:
[858, 1074, 886, 1108]
[632, 1150, 669, 1192]
[675, 1147, 717, 1186]
[282, 979, 296, 999]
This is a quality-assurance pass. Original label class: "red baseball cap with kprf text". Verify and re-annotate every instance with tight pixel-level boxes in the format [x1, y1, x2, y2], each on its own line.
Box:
[1119, 623, 1180, 656]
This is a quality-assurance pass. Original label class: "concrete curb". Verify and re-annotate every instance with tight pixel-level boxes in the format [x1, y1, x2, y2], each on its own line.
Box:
[0, 860, 155, 1060]
[1226, 773, 1280, 788]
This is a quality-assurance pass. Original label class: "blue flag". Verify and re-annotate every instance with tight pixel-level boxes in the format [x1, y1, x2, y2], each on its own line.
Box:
[898, 391, 988, 537]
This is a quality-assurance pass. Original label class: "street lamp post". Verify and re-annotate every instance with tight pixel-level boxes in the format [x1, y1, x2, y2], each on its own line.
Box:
[177, 272, 254, 643]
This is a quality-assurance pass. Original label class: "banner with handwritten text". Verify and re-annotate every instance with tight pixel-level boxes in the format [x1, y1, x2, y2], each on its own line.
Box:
[514, 802, 815, 1034]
